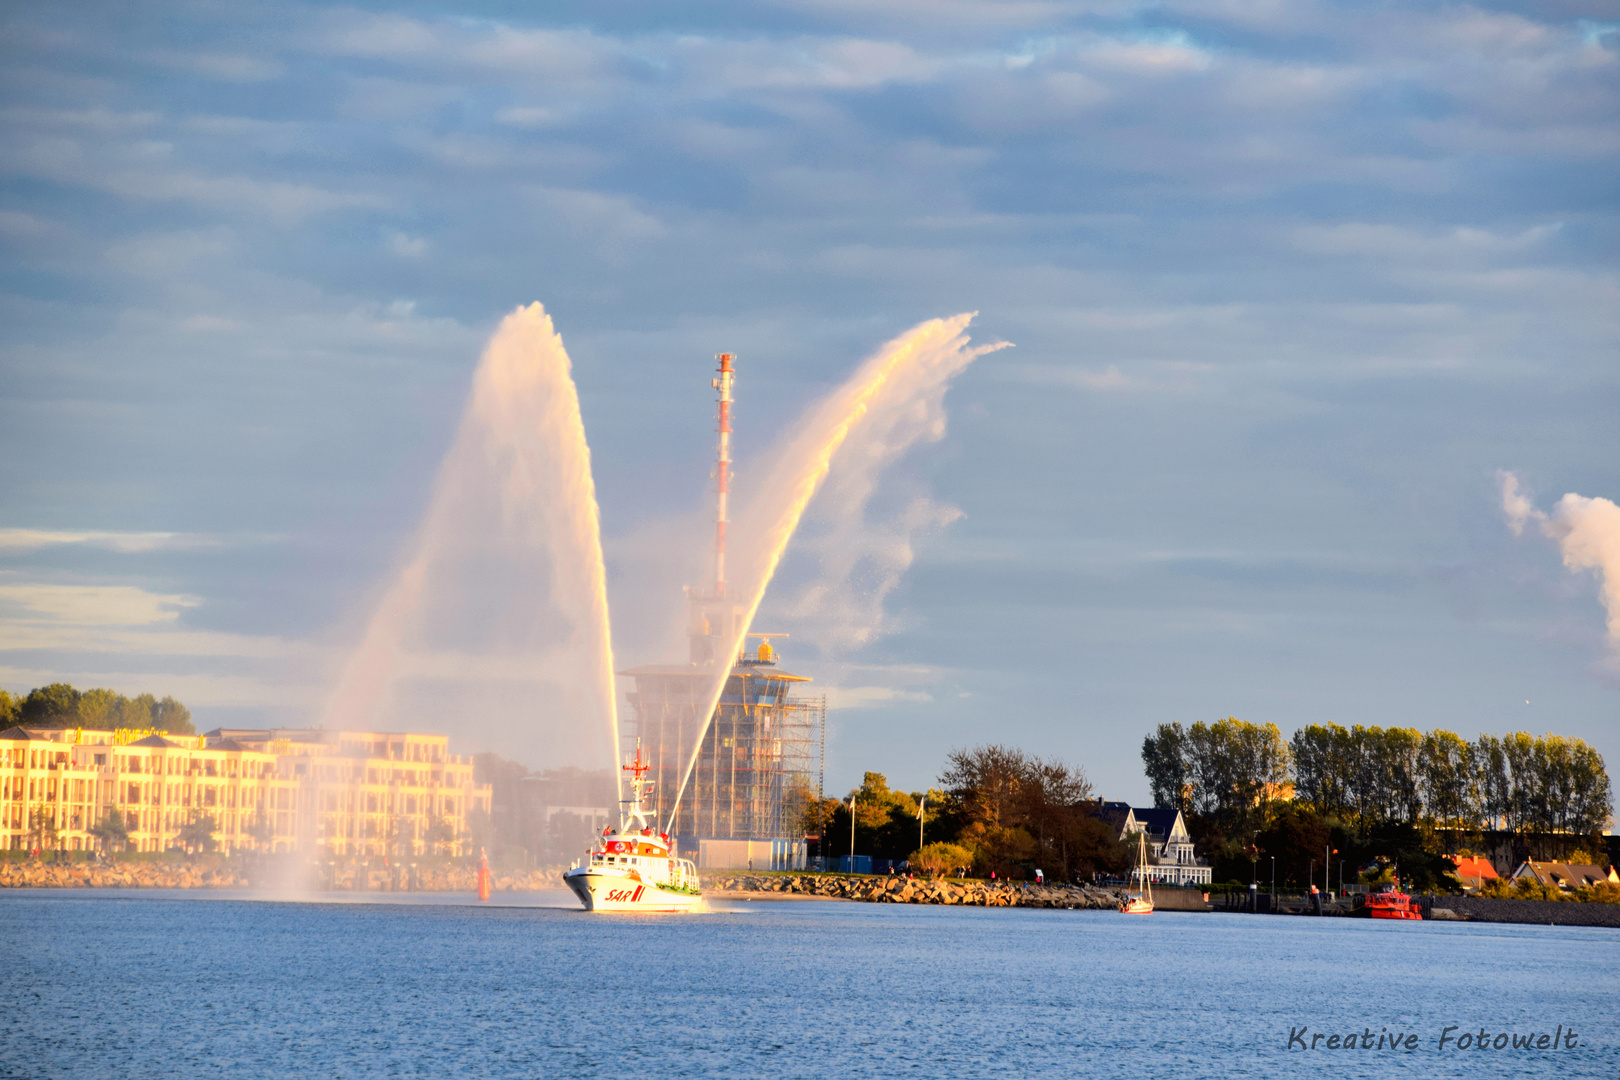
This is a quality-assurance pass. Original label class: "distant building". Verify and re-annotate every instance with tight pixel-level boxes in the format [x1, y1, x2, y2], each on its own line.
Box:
[1510, 860, 1618, 892]
[1447, 854, 1500, 892]
[1087, 801, 1212, 886]
[1, 724, 490, 857]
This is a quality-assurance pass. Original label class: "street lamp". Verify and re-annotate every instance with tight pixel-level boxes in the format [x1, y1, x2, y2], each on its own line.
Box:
[1270, 857, 1275, 899]
[917, 795, 926, 855]
[847, 794, 856, 875]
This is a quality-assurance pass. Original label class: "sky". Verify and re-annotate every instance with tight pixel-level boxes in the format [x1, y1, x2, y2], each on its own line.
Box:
[1, 1, 1616, 805]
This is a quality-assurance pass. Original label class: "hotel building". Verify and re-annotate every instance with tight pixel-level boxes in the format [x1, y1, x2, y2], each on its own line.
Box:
[1, 725, 490, 857]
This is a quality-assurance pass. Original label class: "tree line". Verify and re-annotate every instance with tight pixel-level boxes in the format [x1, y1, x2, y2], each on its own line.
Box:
[1141, 718, 1613, 888]
[0, 683, 194, 735]
[1143, 719, 1611, 840]
[804, 745, 1133, 881]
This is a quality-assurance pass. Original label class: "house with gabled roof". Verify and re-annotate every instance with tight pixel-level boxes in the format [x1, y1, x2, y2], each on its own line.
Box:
[1084, 800, 1211, 886]
[1447, 855, 1500, 892]
[1510, 860, 1618, 892]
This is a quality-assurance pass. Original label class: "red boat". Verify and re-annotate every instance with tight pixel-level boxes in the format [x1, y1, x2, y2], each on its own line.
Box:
[1363, 881, 1422, 920]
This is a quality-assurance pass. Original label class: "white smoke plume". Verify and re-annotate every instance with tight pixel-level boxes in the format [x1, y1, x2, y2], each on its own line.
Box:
[1499, 470, 1620, 652]
[321, 303, 619, 776]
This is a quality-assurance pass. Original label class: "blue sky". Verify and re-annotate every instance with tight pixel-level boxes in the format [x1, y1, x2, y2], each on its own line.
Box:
[1, 1, 1616, 802]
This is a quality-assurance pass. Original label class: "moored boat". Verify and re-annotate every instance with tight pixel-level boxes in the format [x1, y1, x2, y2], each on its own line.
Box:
[1363, 880, 1422, 920]
[563, 746, 701, 913]
[1119, 831, 1154, 914]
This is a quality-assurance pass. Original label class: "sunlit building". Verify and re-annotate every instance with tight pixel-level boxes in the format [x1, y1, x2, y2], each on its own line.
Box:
[0, 724, 490, 857]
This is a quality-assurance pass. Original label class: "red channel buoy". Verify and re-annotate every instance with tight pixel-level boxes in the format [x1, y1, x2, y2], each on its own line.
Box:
[477, 848, 492, 902]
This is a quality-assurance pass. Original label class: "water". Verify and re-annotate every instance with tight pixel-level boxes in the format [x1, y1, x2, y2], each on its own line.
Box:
[4, 891, 1615, 1079]
[670, 315, 1007, 819]
[320, 303, 621, 776]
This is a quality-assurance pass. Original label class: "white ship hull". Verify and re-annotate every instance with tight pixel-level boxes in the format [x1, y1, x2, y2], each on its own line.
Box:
[564, 866, 700, 913]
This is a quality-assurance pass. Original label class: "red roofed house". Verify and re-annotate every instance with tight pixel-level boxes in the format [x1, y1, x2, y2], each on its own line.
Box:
[1447, 855, 1500, 893]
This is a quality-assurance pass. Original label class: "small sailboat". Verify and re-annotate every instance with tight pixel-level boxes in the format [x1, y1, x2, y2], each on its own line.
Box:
[563, 744, 701, 913]
[1119, 831, 1154, 914]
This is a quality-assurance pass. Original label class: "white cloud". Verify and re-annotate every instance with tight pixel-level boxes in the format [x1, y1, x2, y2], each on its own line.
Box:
[0, 530, 215, 554]
[0, 583, 199, 626]
[823, 685, 934, 709]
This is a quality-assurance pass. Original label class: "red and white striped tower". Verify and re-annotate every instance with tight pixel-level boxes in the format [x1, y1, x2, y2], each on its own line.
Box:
[712, 353, 734, 597]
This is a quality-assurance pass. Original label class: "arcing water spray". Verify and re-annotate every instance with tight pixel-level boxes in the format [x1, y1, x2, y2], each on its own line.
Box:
[664, 314, 1009, 831]
[322, 303, 622, 796]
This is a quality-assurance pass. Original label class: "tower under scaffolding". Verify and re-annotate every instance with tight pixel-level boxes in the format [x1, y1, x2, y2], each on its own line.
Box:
[620, 644, 824, 844]
[617, 352, 825, 869]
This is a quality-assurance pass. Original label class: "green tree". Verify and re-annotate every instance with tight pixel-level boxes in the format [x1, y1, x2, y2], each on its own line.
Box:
[177, 813, 219, 854]
[89, 808, 131, 854]
[119, 694, 157, 728]
[20, 683, 81, 726]
[1255, 804, 1330, 890]
[1185, 717, 1290, 838]
[0, 688, 20, 727]
[77, 688, 122, 729]
[1141, 723, 1191, 813]
[1418, 730, 1474, 829]
[27, 803, 60, 853]
[909, 842, 973, 878]
[152, 696, 193, 735]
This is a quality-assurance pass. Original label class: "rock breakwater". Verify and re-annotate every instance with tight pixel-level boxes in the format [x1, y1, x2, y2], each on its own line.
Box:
[708, 873, 1127, 909]
[0, 860, 247, 890]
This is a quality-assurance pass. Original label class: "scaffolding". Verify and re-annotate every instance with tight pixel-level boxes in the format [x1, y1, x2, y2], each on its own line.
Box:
[621, 656, 824, 842]
[615, 350, 826, 848]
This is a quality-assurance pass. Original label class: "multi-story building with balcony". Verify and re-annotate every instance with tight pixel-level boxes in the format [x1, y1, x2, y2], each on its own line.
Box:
[0, 724, 490, 858]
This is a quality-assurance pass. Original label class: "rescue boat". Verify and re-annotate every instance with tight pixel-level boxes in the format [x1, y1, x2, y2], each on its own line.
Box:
[1363, 879, 1422, 920]
[563, 745, 701, 913]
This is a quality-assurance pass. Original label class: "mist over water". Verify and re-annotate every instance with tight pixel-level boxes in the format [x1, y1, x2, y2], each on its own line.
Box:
[322, 304, 618, 775]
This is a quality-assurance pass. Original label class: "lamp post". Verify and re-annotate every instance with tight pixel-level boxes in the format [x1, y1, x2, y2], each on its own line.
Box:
[917, 795, 926, 855]
[847, 794, 856, 875]
[1270, 857, 1275, 899]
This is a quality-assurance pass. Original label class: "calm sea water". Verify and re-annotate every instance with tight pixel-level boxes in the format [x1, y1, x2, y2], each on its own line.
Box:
[2, 889, 1614, 1079]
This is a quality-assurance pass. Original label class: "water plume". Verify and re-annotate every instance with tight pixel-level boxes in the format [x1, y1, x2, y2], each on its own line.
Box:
[665, 314, 1008, 828]
[322, 303, 620, 787]
[1499, 470, 1620, 654]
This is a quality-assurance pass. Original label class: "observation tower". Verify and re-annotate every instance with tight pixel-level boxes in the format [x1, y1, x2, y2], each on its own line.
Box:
[617, 353, 825, 870]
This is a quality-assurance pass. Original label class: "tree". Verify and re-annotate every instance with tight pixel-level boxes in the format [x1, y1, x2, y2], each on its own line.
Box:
[1141, 723, 1191, 813]
[77, 688, 122, 728]
[1184, 717, 1290, 838]
[152, 696, 193, 735]
[89, 808, 131, 854]
[119, 694, 157, 728]
[20, 683, 80, 726]
[27, 803, 61, 853]
[940, 745, 1027, 831]
[939, 744, 1109, 879]
[909, 842, 973, 878]
[0, 688, 19, 727]
[177, 813, 218, 854]
[1418, 730, 1474, 829]
[1291, 724, 1353, 818]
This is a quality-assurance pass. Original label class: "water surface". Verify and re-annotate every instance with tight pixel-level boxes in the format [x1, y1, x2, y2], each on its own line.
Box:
[3, 890, 1613, 1078]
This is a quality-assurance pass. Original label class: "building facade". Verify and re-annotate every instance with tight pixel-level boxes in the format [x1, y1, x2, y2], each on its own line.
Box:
[1, 725, 490, 857]
[1088, 801, 1213, 886]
